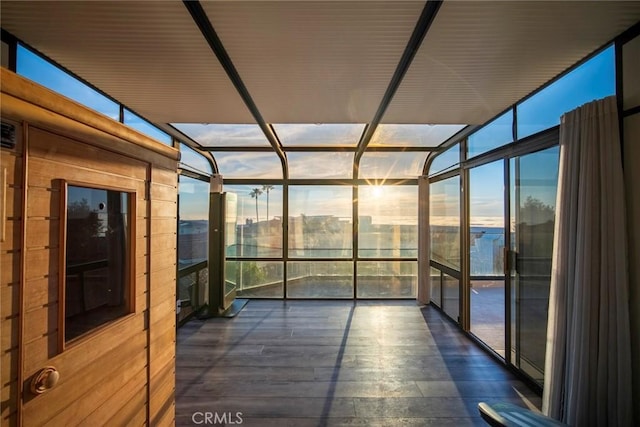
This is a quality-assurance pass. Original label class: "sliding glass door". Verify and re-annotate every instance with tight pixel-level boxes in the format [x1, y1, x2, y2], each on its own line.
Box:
[509, 146, 559, 382]
[465, 146, 559, 385]
[469, 161, 506, 356]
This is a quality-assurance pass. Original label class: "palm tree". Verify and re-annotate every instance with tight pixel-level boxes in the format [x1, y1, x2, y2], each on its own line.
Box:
[249, 187, 263, 223]
[262, 184, 274, 221]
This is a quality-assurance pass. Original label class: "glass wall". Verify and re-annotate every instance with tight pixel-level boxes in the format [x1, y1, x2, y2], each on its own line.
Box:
[287, 261, 353, 298]
[469, 161, 506, 356]
[224, 185, 283, 258]
[442, 273, 460, 321]
[227, 261, 284, 298]
[467, 110, 513, 159]
[358, 185, 417, 258]
[429, 177, 460, 269]
[510, 146, 559, 382]
[178, 174, 210, 323]
[16, 44, 120, 120]
[123, 108, 171, 144]
[429, 175, 461, 311]
[517, 46, 615, 139]
[357, 261, 416, 298]
[178, 176, 209, 268]
[429, 143, 460, 176]
[430, 267, 442, 307]
[17, 44, 171, 145]
[426, 44, 613, 384]
[221, 182, 418, 299]
[288, 186, 352, 258]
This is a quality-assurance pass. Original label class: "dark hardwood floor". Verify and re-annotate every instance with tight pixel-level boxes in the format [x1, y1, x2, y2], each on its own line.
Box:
[176, 300, 541, 426]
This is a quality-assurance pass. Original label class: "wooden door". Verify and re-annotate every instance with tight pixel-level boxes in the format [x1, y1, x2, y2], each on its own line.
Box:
[21, 128, 150, 425]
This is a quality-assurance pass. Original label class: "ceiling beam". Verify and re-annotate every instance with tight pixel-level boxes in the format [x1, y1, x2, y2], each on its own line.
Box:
[182, 0, 288, 179]
[354, 0, 444, 171]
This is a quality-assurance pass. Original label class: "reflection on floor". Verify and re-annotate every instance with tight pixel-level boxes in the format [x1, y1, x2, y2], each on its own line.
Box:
[176, 300, 541, 426]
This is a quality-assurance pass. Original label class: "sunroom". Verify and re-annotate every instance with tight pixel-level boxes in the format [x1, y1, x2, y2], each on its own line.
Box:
[1, 1, 639, 426]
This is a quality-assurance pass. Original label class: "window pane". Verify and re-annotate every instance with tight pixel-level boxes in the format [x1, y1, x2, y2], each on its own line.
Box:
[288, 186, 352, 258]
[358, 185, 417, 258]
[370, 124, 466, 147]
[510, 146, 559, 383]
[178, 270, 196, 323]
[273, 123, 364, 147]
[65, 185, 130, 342]
[287, 261, 353, 298]
[359, 152, 428, 179]
[430, 176, 460, 270]
[123, 109, 171, 145]
[17, 45, 119, 120]
[288, 152, 353, 179]
[468, 110, 513, 159]
[180, 143, 212, 175]
[428, 143, 460, 176]
[442, 273, 459, 322]
[227, 261, 284, 298]
[357, 261, 417, 298]
[178, 176, 209, 269]
[469, 161, 506, 356]
[213, 152, 282, 179]
[469, 162, 505, 276]
[225, 185, 283, 258]
[172, 123, 271, 147]
[177, 266, 208, 324]
[430, 267, 442, 307]
[517, 45, 615, 139]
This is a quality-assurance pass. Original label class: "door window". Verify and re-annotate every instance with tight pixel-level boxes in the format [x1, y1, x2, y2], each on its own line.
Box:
[63, 184, 132, 343]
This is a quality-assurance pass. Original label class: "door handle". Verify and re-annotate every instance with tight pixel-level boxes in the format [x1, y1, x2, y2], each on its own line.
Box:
[30, 366, 60, 395]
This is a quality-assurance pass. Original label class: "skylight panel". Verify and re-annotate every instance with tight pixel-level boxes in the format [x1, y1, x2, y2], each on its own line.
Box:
[369, 124, 466, 147]
[273, 124, 365, 147]
[172, 124, 271, 147]
[359, 152, 429, 179]
[180, 143, 212, 175]
[212, 152, 282, 179]
[288, 152, 353, 179]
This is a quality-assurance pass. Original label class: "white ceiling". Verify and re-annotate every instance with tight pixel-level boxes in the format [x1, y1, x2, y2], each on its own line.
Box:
[2, 0, 640, 129]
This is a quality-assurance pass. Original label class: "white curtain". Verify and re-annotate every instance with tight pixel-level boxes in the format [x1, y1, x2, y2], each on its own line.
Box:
[543, 96, 632, 426]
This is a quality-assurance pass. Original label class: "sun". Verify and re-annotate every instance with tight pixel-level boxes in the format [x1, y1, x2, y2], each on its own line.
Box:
[371, 185, 385, 198]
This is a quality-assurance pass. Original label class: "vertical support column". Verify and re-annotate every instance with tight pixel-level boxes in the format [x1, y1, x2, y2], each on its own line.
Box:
[206, 174, 230, 315]
[417, 175, 430, 304]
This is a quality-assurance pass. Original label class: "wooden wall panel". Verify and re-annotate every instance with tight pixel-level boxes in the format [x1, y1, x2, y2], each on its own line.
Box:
[30, 344, 147, 427]
[22, 304, 58, 344]
[28, 129, 148, 181]
[0, 284, 19, 320]
[0, 318, 19, 359]
[84, 366, 147, 425]
[148, 164, 177, 426]
[21, 277, 57, 312]
[1, 349, 18, 386]
[28, 158, 146, 194]
[1, 219, 21, 252]
[0, 253, 20, 289]
[149, 361, 176, 427]
[2, 69, 178, 426]
[0, 117, 23, 427]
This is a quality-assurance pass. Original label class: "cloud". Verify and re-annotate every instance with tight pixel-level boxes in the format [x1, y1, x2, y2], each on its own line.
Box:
[370, 124, 466, 147]
[172, 123, 270, 147]
[272, 124, 365, 146]
[214, 152, 283, 178]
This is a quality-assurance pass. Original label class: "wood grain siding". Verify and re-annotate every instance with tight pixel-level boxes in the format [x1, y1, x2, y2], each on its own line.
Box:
[1, 69, 179, 426]
[149, 166, 177, 426]
[0, 119, 23, 427]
